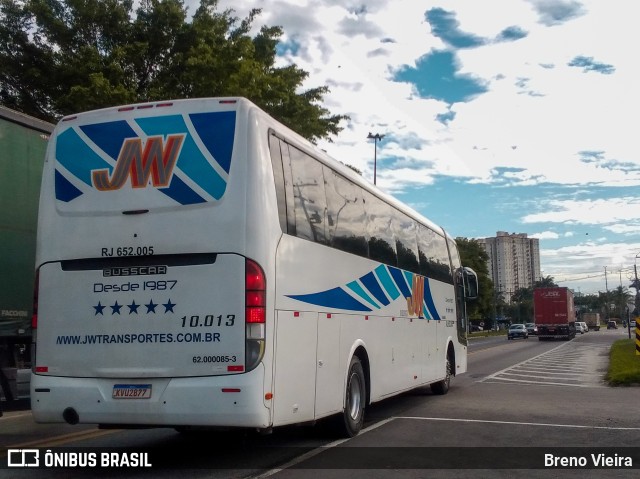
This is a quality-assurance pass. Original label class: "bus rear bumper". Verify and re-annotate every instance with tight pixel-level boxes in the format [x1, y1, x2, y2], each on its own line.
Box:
[30, 366, 271, 428]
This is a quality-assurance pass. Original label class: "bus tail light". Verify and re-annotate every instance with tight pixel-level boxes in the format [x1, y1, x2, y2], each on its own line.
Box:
[245, 259, 265, 371]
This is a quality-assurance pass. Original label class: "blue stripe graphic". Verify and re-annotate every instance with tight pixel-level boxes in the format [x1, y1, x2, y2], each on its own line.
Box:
[160, 175, 206, 205]
[189, 111, 235, 173]
[375, 265, 400, 300]
[287, 288, 371, 312]
[388, 266, 411, 299]
[55, 170, 83, 202]
[56, 128, 112, 186]
[55, 112, 236, 206]
[80, 121, 137, 160]
[360, 272, 390, 306]
[135, 115, 227, 200]
[286, 266, 442, 318]
[423, 279, 440, 320]
[346, 281, 380, 309]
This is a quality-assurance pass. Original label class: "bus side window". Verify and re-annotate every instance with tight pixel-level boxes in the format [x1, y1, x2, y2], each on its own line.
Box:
[418, 225, 452, 284]
[393, 214, 419, 274]
[363, 191, 397, 266]
[268, 133, 288, 233]
[324, 167, 368, 257]
[288, 144, 328, 244]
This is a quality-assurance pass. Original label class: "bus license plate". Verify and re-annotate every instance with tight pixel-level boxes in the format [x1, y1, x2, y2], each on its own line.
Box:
[112, 384, 152, 399]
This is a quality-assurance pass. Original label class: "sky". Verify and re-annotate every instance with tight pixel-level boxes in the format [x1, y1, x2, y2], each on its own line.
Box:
[205, 0, 640, 295]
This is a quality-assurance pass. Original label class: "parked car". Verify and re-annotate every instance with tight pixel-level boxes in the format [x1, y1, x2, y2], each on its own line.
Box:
[607, 320, 617, 329]
[577, 321, 588, 332]
[525, 323, 538, 335]
[470, 324, 484, 332]
[575, 322, 585, 334]
[508, 324, 529, 340]
[630, 320, 637, 329]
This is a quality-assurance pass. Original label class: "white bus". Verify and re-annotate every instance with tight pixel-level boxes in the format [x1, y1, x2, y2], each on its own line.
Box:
[31, 97, 478, 436]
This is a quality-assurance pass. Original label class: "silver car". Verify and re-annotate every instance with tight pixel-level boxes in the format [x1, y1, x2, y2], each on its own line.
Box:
[508, 324, 529, 340]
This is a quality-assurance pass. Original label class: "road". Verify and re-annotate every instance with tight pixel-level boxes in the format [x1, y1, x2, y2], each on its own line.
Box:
[1, 328, 638, 478]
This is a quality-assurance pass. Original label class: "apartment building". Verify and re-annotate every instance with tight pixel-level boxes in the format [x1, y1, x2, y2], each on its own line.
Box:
[478, 231, 541, 303]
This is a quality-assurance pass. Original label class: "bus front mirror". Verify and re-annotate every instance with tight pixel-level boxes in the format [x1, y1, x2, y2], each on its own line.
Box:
[463, 267, 479, 300]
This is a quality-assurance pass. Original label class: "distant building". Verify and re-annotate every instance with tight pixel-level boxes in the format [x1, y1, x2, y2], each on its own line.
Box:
[478, 231, 541, 303]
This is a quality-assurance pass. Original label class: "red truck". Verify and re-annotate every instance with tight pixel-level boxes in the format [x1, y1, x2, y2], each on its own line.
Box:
[534, 287, 576, 340]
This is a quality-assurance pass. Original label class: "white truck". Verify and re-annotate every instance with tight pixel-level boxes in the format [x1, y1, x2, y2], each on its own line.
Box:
[582, 312, 601, 331]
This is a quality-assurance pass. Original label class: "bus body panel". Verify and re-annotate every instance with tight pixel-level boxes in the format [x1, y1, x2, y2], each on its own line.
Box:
[35, 254, 245, 378]
[270, 233, 461, 425]
[33, 99, 282, 425]
[33, 97, 471, 430]
[31, 365, 270, 427]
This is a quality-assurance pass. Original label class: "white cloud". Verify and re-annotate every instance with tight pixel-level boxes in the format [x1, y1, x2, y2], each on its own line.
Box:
[185, 0, 640, 291]
[522, 197, 640, 226]
[531, 231, 559, 239]
[541, 240, 640, 294]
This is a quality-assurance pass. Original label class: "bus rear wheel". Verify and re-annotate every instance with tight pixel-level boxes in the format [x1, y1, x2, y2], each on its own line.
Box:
[336, 356, 365, 437]
[431, 354, 452, 395]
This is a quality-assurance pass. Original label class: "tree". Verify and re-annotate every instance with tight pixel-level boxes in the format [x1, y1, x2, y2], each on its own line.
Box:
[0, 0, 347, 143]
[535, 275, 558, 288]
[455, 237, 494, 325]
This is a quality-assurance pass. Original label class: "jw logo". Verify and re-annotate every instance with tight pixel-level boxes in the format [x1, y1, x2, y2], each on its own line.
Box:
[406, 275, 425, 317]
[92, 135, 185, 191]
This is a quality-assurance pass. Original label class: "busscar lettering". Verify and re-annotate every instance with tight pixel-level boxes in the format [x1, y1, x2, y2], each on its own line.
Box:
[103, 265, 166, 277]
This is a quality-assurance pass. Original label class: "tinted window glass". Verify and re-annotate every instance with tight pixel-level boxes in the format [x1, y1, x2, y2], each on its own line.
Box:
[289, 145, 327, 244]
[323, 166, 368, 257]
[417, 225, 452, 283]
[393, 214, 419, 274]
[363, 191, 397, 266]
[268, 133, 287, 232]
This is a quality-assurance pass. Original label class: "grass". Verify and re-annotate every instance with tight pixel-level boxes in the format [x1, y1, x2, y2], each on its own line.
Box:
[468, 329, 506, 338]
[606, 339, 640, 386]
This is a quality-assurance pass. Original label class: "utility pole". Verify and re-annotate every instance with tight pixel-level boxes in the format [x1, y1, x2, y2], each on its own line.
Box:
[604, 266, 609, 319]
[367, 132, 384, 185]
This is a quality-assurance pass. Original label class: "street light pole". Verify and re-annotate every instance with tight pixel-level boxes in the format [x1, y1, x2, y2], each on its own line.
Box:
[367, 132, 384, 185]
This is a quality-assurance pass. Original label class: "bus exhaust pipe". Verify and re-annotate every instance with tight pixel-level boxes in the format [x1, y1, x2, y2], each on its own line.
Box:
[63, 407, 79, 425]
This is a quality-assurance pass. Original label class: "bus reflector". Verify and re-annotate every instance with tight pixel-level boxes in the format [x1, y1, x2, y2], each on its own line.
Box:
[35, 366, 48, 373]
[228, 365, 244, 372]
[221, 388, 241, 393]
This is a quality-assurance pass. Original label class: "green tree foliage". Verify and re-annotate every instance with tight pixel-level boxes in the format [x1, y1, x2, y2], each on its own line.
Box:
[455, 237, 493, 322]
[0, 0, 347, 142]
[535, 275, 558, 288]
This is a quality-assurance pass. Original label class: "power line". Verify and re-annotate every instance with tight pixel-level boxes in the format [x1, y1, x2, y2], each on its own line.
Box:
[555, 267, 636, 284]
[555, 272, 606, 283]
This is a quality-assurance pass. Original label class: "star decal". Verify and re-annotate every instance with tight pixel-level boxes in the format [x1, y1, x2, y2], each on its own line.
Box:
[163, 299, 176, 313]
[94, 302, 105, 315]
[145, 300, 157, 314]
[128, 301, 140, 314]
[110, 301, 122, 315]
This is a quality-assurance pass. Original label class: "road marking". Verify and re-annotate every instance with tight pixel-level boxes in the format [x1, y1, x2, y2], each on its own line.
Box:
[247, 414, 640, 477]
[248, 418, 396, 478]
[6, 427, 120, 449]
[479, 341, 609, 387]
[395, 416, 640, 431]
